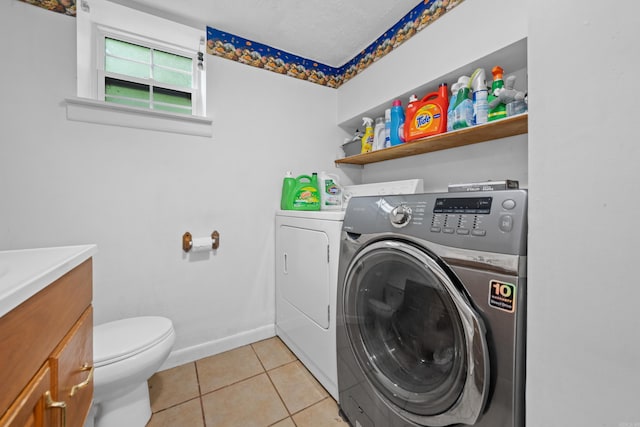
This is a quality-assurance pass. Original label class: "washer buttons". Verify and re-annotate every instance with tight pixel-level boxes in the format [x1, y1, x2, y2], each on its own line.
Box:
[499, 215, 514, 232]
[502, 199, 516, 210]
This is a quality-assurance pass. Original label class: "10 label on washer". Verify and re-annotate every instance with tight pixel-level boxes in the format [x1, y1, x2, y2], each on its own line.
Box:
[489, 280, 516, 313]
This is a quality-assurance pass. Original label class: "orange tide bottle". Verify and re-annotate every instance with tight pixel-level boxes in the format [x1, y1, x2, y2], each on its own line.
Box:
[404, 83, 449, 141]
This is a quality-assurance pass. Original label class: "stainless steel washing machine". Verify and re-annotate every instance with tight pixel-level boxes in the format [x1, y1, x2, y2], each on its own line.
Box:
[336, 190, 527, 427]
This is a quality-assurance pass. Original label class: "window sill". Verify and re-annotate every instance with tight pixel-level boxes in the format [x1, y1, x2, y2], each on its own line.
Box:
[65, 97, 212, 137]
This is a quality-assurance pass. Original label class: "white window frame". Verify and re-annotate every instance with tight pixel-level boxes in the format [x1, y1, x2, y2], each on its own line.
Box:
[97, 27, 202, 116]
[68, 0, 211, 136]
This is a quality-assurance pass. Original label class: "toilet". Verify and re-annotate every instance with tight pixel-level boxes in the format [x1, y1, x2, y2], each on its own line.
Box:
[91, 316, 176, 427]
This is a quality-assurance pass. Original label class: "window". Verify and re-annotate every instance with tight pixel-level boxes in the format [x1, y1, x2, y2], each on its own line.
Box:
[100, 36, 197, 115]
[70, 0, 211, 136]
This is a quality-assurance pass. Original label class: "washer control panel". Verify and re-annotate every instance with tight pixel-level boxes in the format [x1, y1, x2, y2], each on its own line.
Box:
[344, 189, 527, 255]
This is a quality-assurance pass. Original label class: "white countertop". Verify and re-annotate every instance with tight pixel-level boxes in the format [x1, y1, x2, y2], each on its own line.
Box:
[0, 245, 97, 318]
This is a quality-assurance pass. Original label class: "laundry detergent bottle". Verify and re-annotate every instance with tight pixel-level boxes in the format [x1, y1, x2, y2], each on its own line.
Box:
[390, 100, 405, 146]
[280, 171, 295, 210]
[404, 83, 449, 141]
[291, 173, 320, 211]
[319, 171, 343, 210]
[451, 78, 474, 130]
[384, 108, 391, 148]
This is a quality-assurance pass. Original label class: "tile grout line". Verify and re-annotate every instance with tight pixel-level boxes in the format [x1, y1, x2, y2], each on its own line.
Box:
[193, 361, 208, 427]
[149, 362, 204, 416]
[264, 359, 334, 422]
[259, 339, 338, 424]
[251, 342, 296, 426]
[198, 370, 267, 398]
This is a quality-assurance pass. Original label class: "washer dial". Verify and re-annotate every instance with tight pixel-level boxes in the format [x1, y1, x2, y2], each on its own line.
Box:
[390, 204, 412, 228]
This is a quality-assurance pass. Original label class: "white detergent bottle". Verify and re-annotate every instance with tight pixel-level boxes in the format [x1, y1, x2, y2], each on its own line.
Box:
[318, 171, 343, 210]
[470, 68, 488, 125]
[373, 117, 386, 151]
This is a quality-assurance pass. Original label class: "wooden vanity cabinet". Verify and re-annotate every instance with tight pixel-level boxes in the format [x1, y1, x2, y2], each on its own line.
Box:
[1, 364, 54, 427]
[0, 259, 94, 427]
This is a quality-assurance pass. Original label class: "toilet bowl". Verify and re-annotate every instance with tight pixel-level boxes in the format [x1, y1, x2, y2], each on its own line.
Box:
[92, 316, 176, 427]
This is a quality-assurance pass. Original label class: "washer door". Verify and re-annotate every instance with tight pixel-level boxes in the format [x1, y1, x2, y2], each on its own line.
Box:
[343, 240, 489, 426]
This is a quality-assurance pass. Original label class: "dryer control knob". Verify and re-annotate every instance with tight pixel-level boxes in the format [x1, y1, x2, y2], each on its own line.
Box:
[390, 204, 412, 228]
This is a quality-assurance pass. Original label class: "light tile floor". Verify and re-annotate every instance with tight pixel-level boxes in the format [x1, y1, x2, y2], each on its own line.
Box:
[146, 337, 348, 427]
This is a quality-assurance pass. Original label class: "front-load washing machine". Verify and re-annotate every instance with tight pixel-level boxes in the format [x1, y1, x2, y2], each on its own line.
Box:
[275, 180, 424, 401]
[336, 190, 527, 427]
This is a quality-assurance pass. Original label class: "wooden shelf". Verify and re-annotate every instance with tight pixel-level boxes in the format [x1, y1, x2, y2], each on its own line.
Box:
[335, 113, 528, 166]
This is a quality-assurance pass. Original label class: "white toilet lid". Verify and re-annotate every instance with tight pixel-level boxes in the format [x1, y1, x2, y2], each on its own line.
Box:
[94, 316, 174, 367]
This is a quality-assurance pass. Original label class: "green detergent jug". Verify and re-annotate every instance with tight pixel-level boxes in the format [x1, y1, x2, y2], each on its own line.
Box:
[280, 171, 295, 210]
[290, 173, 320, 211]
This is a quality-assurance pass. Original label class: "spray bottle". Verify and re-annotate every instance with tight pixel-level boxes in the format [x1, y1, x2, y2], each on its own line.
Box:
[488, 66, 507, 121]
[360, 117, 374, 154]
[390, 100, 405, 146]
[373, 117, 386, 151]
[470, 68, 488, 126]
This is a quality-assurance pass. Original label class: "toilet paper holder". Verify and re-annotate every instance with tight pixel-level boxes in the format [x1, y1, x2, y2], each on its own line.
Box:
[182, 231, 220, 252]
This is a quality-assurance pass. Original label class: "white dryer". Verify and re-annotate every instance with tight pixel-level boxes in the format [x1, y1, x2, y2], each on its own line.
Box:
[275, 179, 423, 401]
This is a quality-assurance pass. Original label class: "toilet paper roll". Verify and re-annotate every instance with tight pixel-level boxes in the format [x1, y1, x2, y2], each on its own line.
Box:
[191, 237, 213, 252]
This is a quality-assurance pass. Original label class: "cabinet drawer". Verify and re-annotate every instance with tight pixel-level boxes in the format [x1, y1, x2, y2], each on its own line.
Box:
[50, 307, 93, 427]
[0, 259, 92, 418]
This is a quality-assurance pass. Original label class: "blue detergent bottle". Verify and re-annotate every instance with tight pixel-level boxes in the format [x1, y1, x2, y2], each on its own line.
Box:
[390, 100, 405, 146]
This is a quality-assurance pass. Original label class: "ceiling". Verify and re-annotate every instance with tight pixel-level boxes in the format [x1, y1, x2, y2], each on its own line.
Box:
[106, 0, 423, 67]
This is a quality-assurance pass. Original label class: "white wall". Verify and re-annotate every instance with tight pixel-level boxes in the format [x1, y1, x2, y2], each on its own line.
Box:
[0, 0, 345, 368]
[527, 2, 640, 426]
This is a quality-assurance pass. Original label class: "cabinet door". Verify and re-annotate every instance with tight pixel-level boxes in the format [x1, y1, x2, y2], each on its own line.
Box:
[50, 307, 93, 427]
[278, 225, 330, 328]
[0, 259, 92, 417]
[0, 364, 54, 427]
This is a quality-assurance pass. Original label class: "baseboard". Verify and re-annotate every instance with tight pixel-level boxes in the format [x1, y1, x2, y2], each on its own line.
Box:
[160, 323, 276, 371]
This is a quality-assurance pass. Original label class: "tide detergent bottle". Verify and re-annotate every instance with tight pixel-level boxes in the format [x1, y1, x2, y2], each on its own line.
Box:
[404, 83, 449, 141]
[291, 173, 320, 211]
